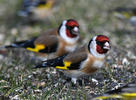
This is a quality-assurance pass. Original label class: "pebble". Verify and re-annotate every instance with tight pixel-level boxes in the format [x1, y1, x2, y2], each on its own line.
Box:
[11, 28, 18, 36]
[0, 34, 5, 42]
[122, 58, 130, 65]
[34, 89, 42, 93]
[11, 95, 19, 100]
[92, 78, 98, 85]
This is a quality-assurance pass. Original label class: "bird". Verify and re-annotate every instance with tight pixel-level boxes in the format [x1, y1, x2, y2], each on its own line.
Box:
[18, 0, 56, 19]
[112, 7, 136, 26]
[92, 81, 136, 100]
[34, 35, 111, 84]
[2, 19, 80, 57]
[113, 7, 136, 18]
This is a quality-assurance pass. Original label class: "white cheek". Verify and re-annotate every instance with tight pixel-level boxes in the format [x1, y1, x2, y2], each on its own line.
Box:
[89, 37, 105, 58]
[59, 21, 79, 44]
[93, 60, 104, 68]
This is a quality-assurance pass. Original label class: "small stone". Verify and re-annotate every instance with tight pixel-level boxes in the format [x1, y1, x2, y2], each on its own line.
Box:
[52, 69, 56, 74]
[118, 65, 124, 68]
[54, 83, 58, 87]
[34, 89, 42, 93]
[11, 28, 18, 35]
[92, 78, 98, 85]
[112, 64, 118, 68]
[40, 82, 46, 87]
[0, 55, 4, 60]
[28, 75, 33, 78]
[89, 90, 95, 94]
[11, 95, 19, 100]
[0, 80, 6, 83]
[85, 86, 90, 89]
[0, 34, 5, 42]
[127, 51, 136, 60]
[122, 58, 130, 65]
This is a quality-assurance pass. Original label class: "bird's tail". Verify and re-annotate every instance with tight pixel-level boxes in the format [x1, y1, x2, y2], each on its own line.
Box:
[34, 60, 53, 68]
[1, 38, 36, 49]
[34, 55, 66, 68]
[4, 40, 28, 48]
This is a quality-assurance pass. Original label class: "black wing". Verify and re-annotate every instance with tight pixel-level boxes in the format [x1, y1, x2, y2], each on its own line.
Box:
[5, 37, 37, 49]
[35, 55, 67, 68]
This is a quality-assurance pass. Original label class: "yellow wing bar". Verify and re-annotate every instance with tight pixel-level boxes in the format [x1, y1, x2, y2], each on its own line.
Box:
[26, 44, 45, 52]
[37, 1, 53, 9]
[92, 93, 136, 100]
[122, 12, 133, 19]
[56, 62, 71, 70]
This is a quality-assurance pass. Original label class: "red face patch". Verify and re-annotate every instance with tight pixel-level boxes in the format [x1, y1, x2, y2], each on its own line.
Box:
[65, 19, 79, 38]
[96, 35, 109, 42]
[96, 35, 110, 54]
[66, 19, 79, 27]
[66, 29, 77, 38]
[96, 45, 109, 54]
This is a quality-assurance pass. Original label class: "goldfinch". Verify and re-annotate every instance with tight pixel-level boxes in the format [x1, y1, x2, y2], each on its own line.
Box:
[92, 81, 136, 100]
[35, 35, 110, 84]
[18, 0, 55, 18]
[2, 19, 80, 57]
[113, 7, 136, 26]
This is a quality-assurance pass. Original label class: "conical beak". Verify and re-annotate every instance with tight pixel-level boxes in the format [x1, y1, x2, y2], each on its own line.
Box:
[72, 27, 80, 35]
[103, 42, 110, 50]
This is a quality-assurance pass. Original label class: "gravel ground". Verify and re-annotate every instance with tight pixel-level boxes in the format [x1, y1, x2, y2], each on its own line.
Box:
[0, 0, 136, 99]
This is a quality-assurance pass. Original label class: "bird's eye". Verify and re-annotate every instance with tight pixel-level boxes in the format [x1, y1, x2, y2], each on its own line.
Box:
[96, 41, 102, 46]
[96, 41, 109, 46]
[66, 26, 74, 30]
